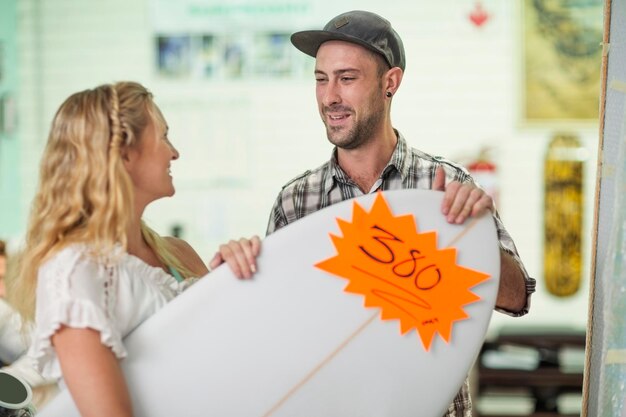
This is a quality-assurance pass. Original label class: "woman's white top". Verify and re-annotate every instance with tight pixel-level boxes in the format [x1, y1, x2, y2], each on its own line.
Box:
[29, 244, 197, 380]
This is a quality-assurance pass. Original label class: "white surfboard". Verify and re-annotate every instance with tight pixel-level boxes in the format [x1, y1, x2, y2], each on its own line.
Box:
[38, 189, 500, 417]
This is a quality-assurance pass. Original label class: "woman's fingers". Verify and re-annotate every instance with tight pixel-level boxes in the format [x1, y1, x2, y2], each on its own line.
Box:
[216, 236, 262, 279]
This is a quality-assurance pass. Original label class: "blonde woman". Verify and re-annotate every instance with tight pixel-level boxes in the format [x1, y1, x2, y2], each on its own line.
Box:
[8, 82, 260, 416]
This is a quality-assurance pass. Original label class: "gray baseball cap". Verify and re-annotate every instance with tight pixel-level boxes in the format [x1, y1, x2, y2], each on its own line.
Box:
[291, 10, 406, 71]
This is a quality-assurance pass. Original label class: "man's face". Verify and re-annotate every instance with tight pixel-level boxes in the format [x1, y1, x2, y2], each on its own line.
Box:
[314, 41, 386, 149]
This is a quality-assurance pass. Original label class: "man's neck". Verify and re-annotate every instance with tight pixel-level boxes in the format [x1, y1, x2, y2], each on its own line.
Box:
[336, 127, 398, 193]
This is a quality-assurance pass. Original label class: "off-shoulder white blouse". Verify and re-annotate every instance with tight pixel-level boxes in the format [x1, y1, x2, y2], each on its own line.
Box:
[29, 244, 197, 380]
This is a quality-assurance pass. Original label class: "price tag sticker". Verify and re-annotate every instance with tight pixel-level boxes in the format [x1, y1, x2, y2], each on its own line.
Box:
[316, 192, 491, 351]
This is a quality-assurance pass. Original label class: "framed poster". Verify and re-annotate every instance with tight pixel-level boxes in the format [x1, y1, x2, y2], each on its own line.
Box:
[150, 0, 314, 80]
[522, 0, 604, 123]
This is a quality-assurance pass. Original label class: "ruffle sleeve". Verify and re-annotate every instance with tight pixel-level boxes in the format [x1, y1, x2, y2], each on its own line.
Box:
[29, 245, 126, 380]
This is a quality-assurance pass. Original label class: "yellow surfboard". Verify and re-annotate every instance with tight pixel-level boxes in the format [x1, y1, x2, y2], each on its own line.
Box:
[544, 133, 585, 296]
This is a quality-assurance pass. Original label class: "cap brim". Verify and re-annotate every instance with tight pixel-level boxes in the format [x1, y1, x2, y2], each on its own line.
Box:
[291, 30, 384, 60]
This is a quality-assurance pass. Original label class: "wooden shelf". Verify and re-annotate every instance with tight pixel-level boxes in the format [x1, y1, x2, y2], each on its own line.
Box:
[478, 368, 583, 389]
[477, 414, 579, 417]
[475, 327, 585, 417]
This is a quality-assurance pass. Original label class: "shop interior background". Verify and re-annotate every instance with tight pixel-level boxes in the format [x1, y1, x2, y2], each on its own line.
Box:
[0, 0, 604, 415]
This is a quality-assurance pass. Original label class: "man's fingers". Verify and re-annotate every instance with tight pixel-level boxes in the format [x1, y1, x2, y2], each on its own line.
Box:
[451, 188, 482, 224]
[433, 166, 446, 191]
[441, 180, 460, 216]
[443, 185, 494, 224]
[446, 184, 472, 222]
[471, 194, 495, 217]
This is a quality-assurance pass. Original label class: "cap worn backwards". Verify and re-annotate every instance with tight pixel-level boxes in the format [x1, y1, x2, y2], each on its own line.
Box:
[290, 10, 406, 71]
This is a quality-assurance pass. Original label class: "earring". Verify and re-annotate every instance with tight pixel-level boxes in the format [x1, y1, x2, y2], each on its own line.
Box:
[386, 91, 393, 98]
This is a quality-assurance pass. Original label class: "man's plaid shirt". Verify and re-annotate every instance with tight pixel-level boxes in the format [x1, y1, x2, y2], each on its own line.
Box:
[266, 132, 536, 417]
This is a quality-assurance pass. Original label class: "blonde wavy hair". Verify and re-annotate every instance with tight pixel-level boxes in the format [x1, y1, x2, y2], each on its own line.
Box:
[9, 81, 196, 322]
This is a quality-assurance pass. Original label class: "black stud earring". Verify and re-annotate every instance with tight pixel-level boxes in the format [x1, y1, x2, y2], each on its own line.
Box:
[386, 91, 393, 98]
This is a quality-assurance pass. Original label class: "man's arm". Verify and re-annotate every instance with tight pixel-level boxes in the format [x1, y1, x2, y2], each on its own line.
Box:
[433, 167, 534, 315]
[266, 194, 289, 236]
[496, 249, 529, 313]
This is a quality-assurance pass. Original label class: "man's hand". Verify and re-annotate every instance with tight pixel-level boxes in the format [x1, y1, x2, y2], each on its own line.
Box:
[433, 167, 495, 224]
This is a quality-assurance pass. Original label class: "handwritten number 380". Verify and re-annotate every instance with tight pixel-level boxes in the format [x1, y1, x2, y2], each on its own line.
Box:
[358, 225, 442, 290]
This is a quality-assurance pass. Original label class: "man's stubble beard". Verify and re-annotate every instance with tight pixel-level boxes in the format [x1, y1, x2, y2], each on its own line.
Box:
[324, 92, 385, 151]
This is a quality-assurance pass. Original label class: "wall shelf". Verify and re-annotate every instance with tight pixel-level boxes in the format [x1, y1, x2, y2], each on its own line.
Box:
[475, 327, 585, 417]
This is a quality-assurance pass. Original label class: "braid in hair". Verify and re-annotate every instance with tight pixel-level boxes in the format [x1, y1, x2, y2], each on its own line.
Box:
[109, 86, 123, 151]
[103, 84, 132, 252]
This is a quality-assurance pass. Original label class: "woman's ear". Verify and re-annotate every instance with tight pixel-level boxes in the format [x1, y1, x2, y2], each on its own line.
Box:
[120, 146, 134, 170]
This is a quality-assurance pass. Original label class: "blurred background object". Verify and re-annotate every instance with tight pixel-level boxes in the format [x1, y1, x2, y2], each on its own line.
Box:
[543, 133, 586, 297]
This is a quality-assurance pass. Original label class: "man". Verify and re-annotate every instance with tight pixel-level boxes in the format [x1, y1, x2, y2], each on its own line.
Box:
[266, 10, 536, 417]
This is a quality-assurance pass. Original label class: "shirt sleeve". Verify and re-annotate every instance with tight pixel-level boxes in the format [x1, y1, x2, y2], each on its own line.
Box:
[29, 246, 126, 380]
[266, 194, 288, 235]
[492, 210, 537, 317]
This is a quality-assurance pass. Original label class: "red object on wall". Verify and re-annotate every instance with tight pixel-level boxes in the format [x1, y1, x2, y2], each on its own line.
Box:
[469, 2, 489, 27]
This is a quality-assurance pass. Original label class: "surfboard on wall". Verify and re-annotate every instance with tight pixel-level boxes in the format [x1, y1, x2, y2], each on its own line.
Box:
[544, 133, 585, 296]
[38, 189, 500, 417]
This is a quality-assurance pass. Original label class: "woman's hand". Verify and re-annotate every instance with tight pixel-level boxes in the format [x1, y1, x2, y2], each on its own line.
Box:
[208, 236, 261, 279]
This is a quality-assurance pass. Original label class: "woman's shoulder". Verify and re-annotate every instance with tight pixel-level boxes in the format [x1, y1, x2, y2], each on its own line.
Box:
[41, 243, 123, 271]
[37, 245, 120, 292]
[40, 243, 88, 272]
[164, 236, 191, 251]
[164, 237, 208, 276]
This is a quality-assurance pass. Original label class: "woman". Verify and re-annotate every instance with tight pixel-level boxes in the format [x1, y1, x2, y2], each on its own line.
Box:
[8, 81, 260, 416]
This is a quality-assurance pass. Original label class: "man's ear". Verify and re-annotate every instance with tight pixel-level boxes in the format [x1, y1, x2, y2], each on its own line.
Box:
[385, 67, 404, 96]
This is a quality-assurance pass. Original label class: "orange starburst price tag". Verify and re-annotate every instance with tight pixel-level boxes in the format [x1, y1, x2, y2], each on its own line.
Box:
[315, 192, 491, 351]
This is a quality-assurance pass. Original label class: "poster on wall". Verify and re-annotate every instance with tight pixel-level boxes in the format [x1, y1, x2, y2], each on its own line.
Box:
[151, 0, 317, 79]
[522, 0, 603, 123]
[156, 36, 192, 77]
